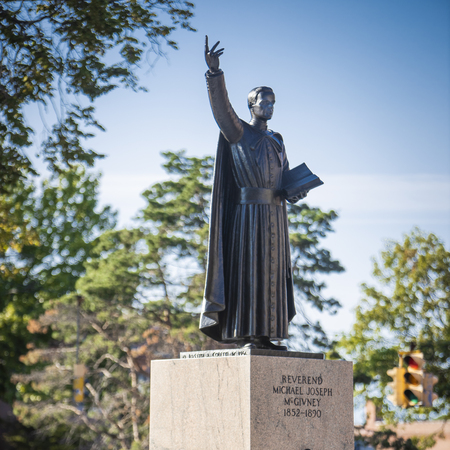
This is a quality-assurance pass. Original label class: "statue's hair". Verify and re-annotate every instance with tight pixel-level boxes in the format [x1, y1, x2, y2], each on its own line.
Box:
[247, 86, 275, 109]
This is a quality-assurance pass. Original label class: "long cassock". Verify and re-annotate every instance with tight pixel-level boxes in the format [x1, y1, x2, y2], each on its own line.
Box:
[200, 69, 296, 343]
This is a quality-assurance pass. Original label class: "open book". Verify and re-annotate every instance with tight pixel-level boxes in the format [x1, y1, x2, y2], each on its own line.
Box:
[281, 163, 324, 199]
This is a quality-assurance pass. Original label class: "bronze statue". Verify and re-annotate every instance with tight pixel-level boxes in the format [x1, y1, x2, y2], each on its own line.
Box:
[200, 37, 309, 350]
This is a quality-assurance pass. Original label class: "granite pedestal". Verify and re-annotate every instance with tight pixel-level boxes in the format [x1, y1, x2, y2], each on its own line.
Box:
[150, 350, 353, 450]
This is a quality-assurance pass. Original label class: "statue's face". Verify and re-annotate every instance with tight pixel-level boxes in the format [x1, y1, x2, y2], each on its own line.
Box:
[251, 91, 275, 121]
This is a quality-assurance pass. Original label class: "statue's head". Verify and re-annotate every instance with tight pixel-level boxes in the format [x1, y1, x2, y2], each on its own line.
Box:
[248, 86, 275, 121]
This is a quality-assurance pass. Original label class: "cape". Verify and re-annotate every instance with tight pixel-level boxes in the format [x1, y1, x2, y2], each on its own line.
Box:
[200, 132, 237, 341]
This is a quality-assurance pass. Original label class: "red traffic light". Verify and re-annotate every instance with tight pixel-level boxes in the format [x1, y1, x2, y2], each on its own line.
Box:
[404, 355, 419, 370]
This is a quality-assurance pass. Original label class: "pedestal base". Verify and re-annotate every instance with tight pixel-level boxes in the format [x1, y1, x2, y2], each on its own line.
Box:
[150, 352, 353, 450]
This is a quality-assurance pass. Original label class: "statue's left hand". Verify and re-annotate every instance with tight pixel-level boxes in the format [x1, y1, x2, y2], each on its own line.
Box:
[205, 35, 224, 73]
[288, 190, 308, 203]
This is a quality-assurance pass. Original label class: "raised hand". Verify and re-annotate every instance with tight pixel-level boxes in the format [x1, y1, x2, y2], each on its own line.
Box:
[205, 35, 224, 73]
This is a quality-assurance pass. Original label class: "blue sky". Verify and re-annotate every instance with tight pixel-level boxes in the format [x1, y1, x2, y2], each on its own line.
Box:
[30, 0, 450, 337]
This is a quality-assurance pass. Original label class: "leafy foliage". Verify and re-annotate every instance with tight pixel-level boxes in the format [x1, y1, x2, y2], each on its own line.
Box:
[0, 0, 195, 190]
[0, 414, 72, 450]
[0, 168, 116, 403]
[139, 150, 214, 308]
[9, 155, 222, 448]
[337, 229, 450, 428]
[288, 203, 344, 349]
[12, 229, 214, 449]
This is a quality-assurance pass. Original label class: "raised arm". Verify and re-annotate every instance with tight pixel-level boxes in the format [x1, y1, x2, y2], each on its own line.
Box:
[205, 36, 243, 144]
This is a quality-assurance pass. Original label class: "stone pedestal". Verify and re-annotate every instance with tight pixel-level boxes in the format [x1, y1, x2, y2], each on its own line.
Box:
[150, 351, 353, 450]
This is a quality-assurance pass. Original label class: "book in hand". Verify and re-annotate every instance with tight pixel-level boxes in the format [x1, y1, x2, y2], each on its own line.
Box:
[281, 163, 324, 199]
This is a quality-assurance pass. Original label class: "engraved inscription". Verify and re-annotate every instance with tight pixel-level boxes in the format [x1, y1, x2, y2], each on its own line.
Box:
[180, 349, 250, 359]
[273, 373, 333, 419]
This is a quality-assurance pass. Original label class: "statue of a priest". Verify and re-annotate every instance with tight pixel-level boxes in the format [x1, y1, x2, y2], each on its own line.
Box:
[200, 37, 307, 350]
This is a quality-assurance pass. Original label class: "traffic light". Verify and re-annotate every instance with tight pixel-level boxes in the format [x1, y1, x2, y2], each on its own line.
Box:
[422, 373, 439, 407]
[387, 366, 406, 407]
[387, 350, 439, 409]
[400, 351, 424, 407]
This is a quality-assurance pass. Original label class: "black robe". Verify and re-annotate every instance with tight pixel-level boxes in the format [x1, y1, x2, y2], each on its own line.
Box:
[200, 121, 296, 342]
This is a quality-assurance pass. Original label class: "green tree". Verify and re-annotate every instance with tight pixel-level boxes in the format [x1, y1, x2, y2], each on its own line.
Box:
[139, 151, 214, 309]
[0, 168, 116, 403]
[288, 203, 344, 350]
[0, 0, 195, 191]
[338, 229, 449, 446]
[11, 202, 218, 449]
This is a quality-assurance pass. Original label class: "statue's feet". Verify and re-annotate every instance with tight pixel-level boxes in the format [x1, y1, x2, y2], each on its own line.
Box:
[239, 338, 287, 351]
[256, 337, 287, 351]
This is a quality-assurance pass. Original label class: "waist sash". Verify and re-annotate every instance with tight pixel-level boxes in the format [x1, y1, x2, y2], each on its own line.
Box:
[238, 187, 283, 206]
